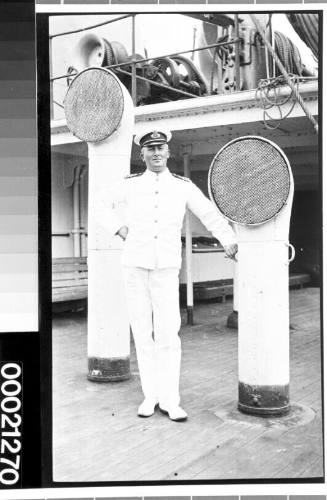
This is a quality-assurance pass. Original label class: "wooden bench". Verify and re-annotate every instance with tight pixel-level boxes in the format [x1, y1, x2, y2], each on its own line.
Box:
[180, 279, 233, 303]
[52, 257, 312, 310]
[289, 273, 311, 288]
[52, 257, 88, 312]
[180, 273, 312, 303]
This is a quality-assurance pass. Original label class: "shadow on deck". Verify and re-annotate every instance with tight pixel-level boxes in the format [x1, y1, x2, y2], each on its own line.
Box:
[52, 287, 323, 482]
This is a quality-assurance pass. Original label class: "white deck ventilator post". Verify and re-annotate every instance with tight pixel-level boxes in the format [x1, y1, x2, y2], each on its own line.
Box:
[64, 68, 134, 382]
[208, 136, 294, 416]
[237, 182, 294, 415]
[87, 85, 134, 381]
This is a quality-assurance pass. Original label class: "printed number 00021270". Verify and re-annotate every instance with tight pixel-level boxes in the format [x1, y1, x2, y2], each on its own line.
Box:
[0, 363, 22, 486]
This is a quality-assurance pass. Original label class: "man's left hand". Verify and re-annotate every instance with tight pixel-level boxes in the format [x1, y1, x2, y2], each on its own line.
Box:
[224, 243, 238, 261]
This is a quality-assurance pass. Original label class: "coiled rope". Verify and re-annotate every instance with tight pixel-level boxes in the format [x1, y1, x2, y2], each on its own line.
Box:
[286, 13, 318, 60]
[274, 31, 303, 76]
[250, 14, 318, 134]
[255, 75, 299, 130]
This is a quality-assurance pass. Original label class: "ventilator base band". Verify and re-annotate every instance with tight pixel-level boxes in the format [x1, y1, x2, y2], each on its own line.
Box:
[88, 356, 130, 382]
[238, 382, 290, 416]
[227, 310, 238, 329]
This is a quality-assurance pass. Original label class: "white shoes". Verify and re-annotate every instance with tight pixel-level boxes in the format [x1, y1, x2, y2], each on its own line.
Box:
[159, 405, 188, 422]
[137, 398, 158, 417]
[138, 399, 188, 421]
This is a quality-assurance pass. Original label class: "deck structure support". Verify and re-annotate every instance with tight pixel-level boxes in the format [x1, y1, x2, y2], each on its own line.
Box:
[182, 149, 194, 325]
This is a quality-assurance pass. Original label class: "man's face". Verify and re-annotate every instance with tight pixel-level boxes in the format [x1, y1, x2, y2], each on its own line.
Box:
[141, 143, 170, 173]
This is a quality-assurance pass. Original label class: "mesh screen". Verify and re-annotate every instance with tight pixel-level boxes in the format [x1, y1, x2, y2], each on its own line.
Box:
[64, 68, 124, 142]
[208, 137, 291, 225]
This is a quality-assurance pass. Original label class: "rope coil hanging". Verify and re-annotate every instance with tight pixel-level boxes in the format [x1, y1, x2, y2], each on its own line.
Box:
[250, 14, 318, 134]
[274, 31, 303, 76]
[286, 13, 318, 60]
[255, 74, 299, 130]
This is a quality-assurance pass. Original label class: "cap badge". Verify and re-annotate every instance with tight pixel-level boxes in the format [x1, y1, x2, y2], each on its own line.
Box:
[151, 131, 160, 139]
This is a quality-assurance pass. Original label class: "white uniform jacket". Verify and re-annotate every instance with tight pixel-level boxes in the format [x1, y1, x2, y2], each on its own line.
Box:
[104, 168, 237, 269]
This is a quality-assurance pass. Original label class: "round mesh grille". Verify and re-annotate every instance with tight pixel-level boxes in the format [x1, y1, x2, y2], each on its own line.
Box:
[64, 67, 124, 142]
[208, 137, 291, 225]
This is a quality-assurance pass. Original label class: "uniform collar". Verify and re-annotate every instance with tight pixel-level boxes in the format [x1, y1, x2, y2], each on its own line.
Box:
[144, 167, 171, 178]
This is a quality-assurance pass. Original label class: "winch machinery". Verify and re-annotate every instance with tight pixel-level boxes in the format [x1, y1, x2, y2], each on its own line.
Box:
[67, 13, 317, 105]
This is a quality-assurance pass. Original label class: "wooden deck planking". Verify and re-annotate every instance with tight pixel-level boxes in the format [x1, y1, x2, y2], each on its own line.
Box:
[164, 395, 322, 480]
[163, 420, 270, 480]
[118, 425, 218, 481]
[259, 422, 323, 479]
[294, 454, 324, 478]
[53, 287, 322, 482]
[141, 413, 272, 480]
[191, 416, 323, 480]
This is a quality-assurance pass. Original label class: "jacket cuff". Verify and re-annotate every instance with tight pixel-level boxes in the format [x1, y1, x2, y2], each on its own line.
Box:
[218, 232, 237, 247]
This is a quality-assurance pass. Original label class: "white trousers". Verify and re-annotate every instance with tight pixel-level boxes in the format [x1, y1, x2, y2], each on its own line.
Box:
[122, 266, 181, 408]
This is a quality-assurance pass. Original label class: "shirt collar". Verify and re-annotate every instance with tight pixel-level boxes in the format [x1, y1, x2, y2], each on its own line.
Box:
[144, 168, 171, 178]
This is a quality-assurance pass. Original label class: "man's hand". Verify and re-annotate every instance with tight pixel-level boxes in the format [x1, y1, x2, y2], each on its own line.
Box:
[224, 243, 238, 261]
[116, 225, 129, 241]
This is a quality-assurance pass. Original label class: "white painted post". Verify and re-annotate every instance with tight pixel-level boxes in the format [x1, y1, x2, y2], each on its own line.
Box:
[87, 85, 134, 381]
[183, 152, 194, 325]
[208, 136, 294, 416]
[72, 165, 82, 258]
[80, 165, 88, 257]
[238, 179, 294, 415]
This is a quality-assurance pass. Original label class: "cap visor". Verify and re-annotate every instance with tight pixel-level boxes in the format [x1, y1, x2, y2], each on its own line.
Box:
[142, 139, 167, 147]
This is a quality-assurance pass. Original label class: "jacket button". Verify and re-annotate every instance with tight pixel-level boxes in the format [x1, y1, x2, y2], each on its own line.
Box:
[155, 190, 159, 194]
[154, 235, 158, 239]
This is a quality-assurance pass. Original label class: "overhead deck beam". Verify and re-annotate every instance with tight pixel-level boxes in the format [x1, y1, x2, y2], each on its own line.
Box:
[51, 81, 318, 148]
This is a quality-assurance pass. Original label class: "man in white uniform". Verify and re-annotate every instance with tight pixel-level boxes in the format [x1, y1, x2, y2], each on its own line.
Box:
[108, 129, 238, 421]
